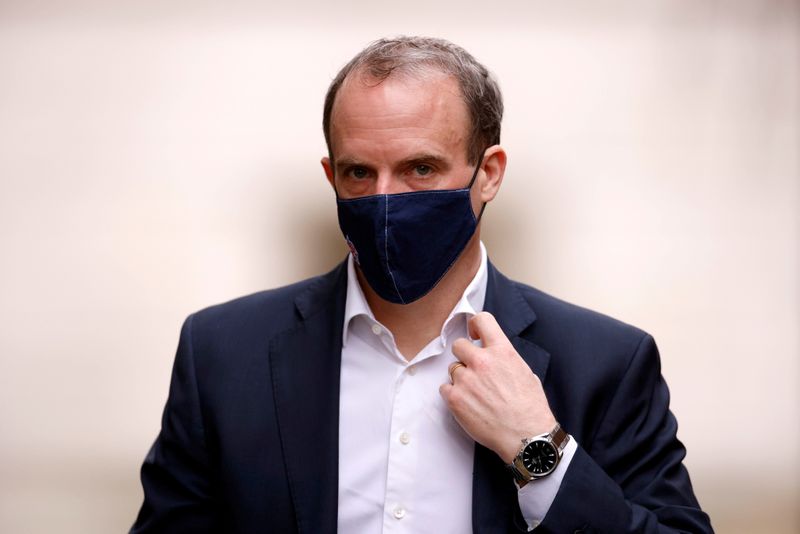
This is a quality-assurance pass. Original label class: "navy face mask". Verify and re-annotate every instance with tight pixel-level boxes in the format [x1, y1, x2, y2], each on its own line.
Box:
[335, 159, 485, 304]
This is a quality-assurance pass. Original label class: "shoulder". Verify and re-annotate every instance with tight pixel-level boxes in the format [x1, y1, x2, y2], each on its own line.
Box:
[185, 262, 346, 351]
[510, 278, 654, 376]
[517, 280, 646, 342]
[507, 279, 665, 443]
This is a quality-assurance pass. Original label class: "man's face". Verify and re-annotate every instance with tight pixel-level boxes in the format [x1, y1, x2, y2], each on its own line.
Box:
[323, 70, 480, 208]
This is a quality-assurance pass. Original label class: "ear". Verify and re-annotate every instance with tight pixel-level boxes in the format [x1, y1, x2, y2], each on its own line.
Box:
[477, 145, 507, 203]
[321, 156, 336, 190]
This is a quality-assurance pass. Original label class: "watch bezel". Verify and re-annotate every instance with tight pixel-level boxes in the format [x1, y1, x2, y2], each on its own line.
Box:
[521, 438, 560, 477]
[509, 423, 569, 483]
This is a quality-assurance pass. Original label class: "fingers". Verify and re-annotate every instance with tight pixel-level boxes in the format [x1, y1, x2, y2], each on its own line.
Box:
[452, 337, 481, 365]
[439, 381, 453, 400]
[453, 312, 511, 366]
[467, 312, 508, 347]
[448, 361, 466, 383]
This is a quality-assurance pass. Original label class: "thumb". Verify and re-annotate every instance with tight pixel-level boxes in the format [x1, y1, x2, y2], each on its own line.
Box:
[468, 312, 508, 347]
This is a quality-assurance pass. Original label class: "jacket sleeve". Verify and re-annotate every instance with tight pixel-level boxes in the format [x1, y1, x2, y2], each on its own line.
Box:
[539, 334, 713, 533]
[131, 314, 220, 533]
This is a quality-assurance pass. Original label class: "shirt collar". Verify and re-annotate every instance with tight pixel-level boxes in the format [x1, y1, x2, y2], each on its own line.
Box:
[342, 241, 489, 346]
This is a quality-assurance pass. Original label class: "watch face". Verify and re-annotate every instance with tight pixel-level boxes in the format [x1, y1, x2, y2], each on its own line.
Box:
[522, 440, 558, 476]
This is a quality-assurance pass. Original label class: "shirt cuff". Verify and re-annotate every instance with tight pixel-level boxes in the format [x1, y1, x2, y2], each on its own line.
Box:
[515, 436, 578, 531]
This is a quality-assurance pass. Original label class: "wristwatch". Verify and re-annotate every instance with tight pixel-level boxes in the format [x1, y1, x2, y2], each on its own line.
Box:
[507, 423, 570, 483]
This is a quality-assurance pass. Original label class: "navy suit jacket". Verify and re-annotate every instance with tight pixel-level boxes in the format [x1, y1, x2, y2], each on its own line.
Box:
[132, 260, 712, 533]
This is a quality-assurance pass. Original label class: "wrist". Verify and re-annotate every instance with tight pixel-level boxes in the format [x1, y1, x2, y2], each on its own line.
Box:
[500, 417, 557, 464]
[499, 437, 527, 465]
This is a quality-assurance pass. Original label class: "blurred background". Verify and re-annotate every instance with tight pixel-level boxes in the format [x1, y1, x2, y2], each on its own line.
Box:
[0, 0, 797, 532]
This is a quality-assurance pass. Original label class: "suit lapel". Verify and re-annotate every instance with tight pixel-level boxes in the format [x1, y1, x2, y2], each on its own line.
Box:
[483, 262, 550, 378]
[472, 262, 552, 533]
[270, 262, 347, 534]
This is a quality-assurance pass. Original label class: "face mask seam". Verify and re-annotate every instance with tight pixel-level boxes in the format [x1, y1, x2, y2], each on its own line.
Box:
[384, 195, 405, 304]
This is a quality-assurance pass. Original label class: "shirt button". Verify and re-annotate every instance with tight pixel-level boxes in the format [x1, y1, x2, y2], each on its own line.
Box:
[407, 365, 417, 376]
[371, 324, 382, 335]
[393, 505, 406, 519]
[399, 432, 410, 445]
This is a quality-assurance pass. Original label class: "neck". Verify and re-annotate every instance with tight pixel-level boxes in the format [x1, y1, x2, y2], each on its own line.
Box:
[359, 234, 482, 360]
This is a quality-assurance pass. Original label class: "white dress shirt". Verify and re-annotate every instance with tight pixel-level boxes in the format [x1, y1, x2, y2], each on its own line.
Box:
[337, 242, 577, 533]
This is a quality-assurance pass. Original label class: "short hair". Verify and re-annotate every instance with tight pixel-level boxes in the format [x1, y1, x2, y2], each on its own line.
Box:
[323, 36, 503, 165]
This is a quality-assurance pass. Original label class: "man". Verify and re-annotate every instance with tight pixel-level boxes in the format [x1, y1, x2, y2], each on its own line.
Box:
[132, 37, 713, 533]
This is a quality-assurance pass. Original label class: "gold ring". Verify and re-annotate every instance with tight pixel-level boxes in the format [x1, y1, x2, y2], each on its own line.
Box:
[448, 362, 466, 384]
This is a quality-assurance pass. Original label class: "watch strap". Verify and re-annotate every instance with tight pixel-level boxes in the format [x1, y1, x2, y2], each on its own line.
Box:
[551, 423, 569, 453]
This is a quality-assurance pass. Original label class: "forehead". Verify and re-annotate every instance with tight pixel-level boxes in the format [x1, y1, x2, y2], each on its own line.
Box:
[329, 70, 470, 162]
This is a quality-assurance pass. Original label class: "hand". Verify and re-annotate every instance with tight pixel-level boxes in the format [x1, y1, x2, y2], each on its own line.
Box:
[439, 312, 557, 464]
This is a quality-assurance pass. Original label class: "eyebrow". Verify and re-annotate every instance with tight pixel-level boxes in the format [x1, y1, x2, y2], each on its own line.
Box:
[335, 157, 369, 170]
[335, 153, 452, 171]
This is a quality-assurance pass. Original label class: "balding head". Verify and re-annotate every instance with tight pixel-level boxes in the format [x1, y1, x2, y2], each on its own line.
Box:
[323, 36, 503, 165]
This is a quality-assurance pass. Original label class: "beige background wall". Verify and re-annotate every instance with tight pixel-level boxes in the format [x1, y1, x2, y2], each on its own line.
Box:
[0, 1, 797, 532]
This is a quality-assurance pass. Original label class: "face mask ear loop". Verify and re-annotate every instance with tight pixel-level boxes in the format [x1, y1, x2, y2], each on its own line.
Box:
[467, 154, 484, 189]
[468, 153, 488, 223]
[476, 202, 487, 223]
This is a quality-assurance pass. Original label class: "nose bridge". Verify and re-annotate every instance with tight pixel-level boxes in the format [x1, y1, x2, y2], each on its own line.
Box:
[374, 169, 401, 195]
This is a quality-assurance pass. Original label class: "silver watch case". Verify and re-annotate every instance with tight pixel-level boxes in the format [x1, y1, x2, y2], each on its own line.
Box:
[508, 423, 569, 483]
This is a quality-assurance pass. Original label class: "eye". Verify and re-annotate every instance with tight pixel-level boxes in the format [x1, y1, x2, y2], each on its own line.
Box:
[347, 166, 369, 180]
[414, 164, 433, 176]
